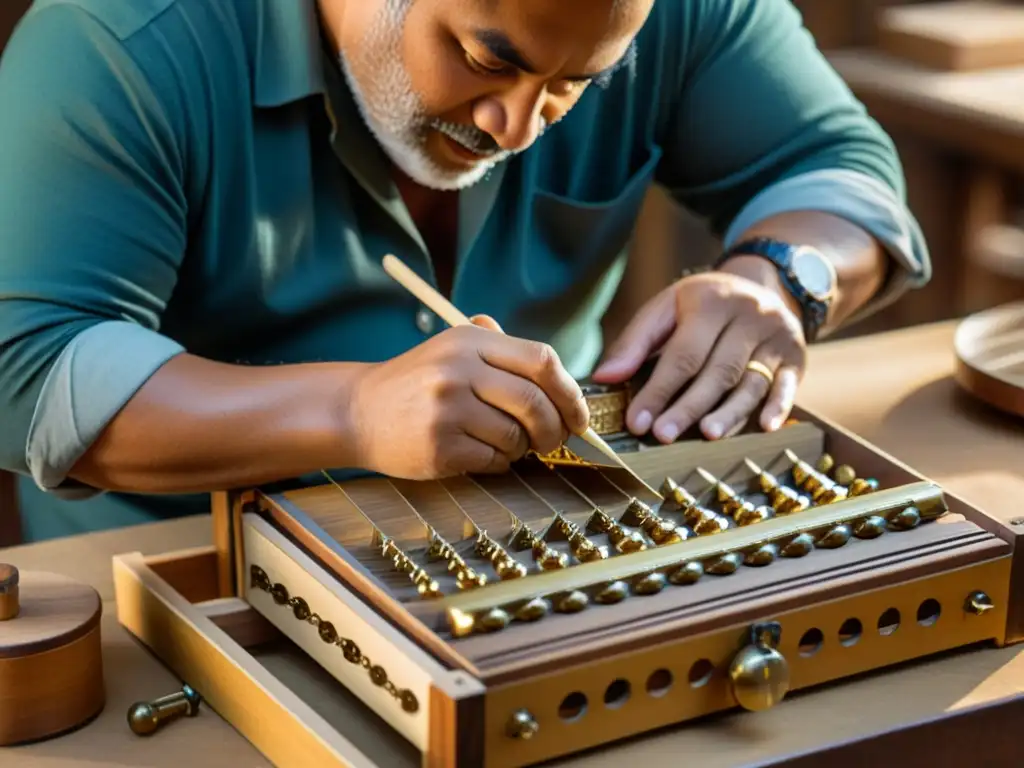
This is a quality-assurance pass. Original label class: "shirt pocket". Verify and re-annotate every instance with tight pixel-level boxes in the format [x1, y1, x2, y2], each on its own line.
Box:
[522, 145, 663, 299]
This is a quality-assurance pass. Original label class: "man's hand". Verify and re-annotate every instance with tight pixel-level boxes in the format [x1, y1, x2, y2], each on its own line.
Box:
[592, 268, 806, 442]
[348, 316, 590, 479]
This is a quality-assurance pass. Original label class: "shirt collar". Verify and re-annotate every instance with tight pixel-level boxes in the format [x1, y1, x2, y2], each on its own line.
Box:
[252, 0, 325, 107]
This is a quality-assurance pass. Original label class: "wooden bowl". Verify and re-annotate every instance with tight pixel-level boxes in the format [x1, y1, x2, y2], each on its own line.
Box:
[954, 301, 1024, 418]
[0, 564, 105, 745]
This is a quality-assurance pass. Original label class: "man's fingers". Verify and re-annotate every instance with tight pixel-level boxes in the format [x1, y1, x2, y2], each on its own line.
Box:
[470, 366, 566, 455]
[647, 318, 763, 442]
[591, 289, 677, 384]
[476, 333, 589, 436]
[625, 317, 725, 435]
[699, 351, 779, 440]
[760, 364, 801, 431]
[459, 397, 531, 461]
[442, 435, 510, 476]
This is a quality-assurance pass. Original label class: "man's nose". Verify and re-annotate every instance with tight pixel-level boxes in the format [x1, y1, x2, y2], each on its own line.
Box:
[473, 89, 546, 153]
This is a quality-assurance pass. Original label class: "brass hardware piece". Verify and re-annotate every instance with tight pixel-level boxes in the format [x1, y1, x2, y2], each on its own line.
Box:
[506, 708, 539, 740]
[321, 471, 442, 598]
[744, 459, 810, 515]
[250, 565, 420, 714]
[582, 385, 630, 436]
[728, 622, 790, 712]
[0, 563, 19, 621]
[785, 449, 848, 504]
[440, 480, 947, 637]
[620, 498, 688, 545]
[697, 467, 773, 525]
[833, 464, 857, 486]
[127, 684, 201, 736]
[964, 590, 995, 615]
[586, 509, 649, 554]
[532, 445, 597, 468]
[426, 530, 489, 590]
[660, 477, 728, 534]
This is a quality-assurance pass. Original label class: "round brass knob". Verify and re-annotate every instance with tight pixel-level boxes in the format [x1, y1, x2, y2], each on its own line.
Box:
[728, 622, 790, 712]
[505, 709, 539, 740]
[964, 591, 994, 615]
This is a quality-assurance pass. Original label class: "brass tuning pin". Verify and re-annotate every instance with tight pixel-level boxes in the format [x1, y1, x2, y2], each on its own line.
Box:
[127, 684, 202, 736]
[813, 453, 879, 497]
[744, 459, 810, 515]
[508, 521, 569, 571]
[696, 467, 773, 526]
[660, 477, 728, 534]
[546, 514, 609, 563]
[785, 450, 848, 504]
[586, 509, 648, 553]
[619, 497, 688, 545]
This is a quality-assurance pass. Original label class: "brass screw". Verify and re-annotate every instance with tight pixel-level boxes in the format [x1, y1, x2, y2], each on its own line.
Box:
[964, 591, 995, 615]
[127, 684, 202, 736]
[505, 709, 539, 740]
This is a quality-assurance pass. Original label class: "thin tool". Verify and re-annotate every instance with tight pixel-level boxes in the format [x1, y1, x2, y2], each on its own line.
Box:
[381, 253, 661, 500]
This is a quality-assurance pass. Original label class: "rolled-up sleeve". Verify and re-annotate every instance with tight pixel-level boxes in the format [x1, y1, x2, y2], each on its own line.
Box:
[723, 169, 930, 323]
[0, 6, 189, 495]
[653, 0, 930, 317]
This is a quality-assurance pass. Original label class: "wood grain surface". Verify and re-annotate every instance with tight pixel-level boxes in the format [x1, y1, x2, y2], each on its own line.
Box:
[955, 301, 1024, 418]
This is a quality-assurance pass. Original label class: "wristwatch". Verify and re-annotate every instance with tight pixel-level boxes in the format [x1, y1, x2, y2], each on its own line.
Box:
[717, 237, 837, 343]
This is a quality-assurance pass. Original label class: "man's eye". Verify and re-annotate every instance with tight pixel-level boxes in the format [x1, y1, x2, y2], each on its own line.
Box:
[464, 51, 508, 76]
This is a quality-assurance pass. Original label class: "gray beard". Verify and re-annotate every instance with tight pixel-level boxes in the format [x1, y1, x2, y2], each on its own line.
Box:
[337, 3, 516, 191]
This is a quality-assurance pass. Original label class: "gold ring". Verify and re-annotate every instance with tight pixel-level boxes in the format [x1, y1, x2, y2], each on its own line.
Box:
[745, 360, 774, 385]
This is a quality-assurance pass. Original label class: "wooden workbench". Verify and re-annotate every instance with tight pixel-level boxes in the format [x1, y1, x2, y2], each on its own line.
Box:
[2, 320, 1023, 767]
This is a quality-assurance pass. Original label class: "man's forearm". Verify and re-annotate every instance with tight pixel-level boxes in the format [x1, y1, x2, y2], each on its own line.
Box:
[69, 354, 368, 493]
[719, 209, 889, 337]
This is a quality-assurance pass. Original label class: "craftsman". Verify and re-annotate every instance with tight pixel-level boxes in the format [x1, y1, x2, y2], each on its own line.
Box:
[0, 0, 929, 540]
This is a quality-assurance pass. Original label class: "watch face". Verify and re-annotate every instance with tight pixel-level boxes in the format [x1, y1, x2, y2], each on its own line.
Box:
[791, 248, 837, 301]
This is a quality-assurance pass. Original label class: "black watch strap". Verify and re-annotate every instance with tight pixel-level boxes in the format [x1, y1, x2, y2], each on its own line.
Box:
[716, 237, 831, 342]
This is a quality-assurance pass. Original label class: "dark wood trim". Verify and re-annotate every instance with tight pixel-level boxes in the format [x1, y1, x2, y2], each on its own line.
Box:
[0, 472, 22, 548]
[766, 692, 1024, 767]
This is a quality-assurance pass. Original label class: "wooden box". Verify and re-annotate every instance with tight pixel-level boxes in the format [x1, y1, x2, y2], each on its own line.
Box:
[112, 404, 1024, 768]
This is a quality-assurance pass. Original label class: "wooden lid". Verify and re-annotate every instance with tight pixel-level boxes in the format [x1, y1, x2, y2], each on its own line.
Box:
[954, 301, 1024, 419]
[0, 569, 101, 660]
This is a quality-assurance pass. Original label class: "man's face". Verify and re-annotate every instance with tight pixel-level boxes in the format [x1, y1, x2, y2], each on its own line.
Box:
[329, 0, 652, 191]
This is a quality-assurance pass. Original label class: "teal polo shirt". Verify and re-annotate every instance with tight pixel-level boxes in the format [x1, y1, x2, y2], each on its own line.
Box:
[0, 0, 929, 541]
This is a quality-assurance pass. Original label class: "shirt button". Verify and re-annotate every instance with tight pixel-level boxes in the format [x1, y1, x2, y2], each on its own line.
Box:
[415, 308, 435, 334]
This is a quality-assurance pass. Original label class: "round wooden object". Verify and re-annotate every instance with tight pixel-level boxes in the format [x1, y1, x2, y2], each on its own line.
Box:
[954, 301, 1024, 418]
[0, 565, 105, 746]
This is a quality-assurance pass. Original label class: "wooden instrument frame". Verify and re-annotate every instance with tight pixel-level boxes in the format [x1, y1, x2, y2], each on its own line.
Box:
[112, 404, 1024, 768]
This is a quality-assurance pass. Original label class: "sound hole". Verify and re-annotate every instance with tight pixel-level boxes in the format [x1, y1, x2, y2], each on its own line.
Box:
[558, 692, 587, 721]
[917, 598, 941, 626]
[604, 679, 631, 709]
[799, 628, 823, 656]
[688, 659, 714, 687]
[838, 617, 862, 646]
[646, 669, 673, 697]
[877, 607, 901, 636]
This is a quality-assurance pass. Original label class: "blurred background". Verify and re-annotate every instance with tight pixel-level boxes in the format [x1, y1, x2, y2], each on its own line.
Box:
[1, 0, 1023, 544]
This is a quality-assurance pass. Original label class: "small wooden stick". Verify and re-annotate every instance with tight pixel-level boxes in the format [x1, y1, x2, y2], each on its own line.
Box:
[381, 254, 662, 500]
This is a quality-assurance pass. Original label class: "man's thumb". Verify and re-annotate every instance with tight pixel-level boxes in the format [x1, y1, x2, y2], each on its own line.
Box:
[469, 314, 504, 333]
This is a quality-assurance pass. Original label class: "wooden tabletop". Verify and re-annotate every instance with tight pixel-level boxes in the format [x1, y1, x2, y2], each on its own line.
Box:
[2, 320, 1024, 767]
